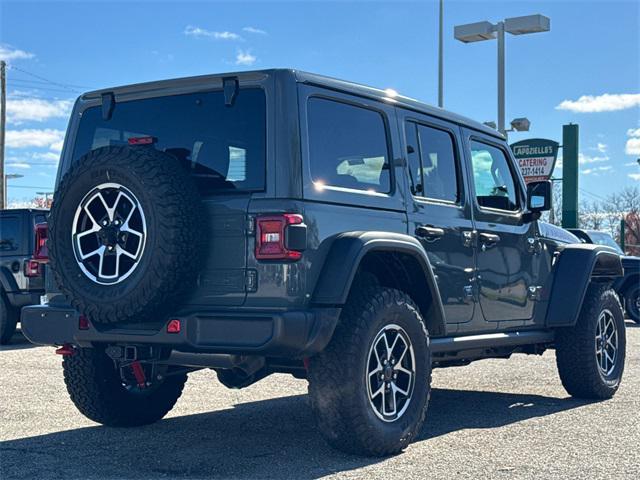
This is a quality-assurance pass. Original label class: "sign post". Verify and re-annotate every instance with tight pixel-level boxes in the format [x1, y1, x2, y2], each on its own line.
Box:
[510, 138, 560, 184]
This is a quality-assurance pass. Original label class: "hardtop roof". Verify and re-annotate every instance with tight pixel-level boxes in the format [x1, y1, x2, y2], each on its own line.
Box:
[80, 68, 503, 139]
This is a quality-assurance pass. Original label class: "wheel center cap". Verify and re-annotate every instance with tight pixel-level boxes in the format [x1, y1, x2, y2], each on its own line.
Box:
[383, 365, 394, 381]
[100, 226, 120, 246]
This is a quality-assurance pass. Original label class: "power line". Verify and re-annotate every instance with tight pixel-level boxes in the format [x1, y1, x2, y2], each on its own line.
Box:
[7, 184, 54, 189]
[7, 64, 92, 90]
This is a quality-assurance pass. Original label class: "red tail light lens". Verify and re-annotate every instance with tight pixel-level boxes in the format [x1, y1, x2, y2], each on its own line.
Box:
[34, 223, 48, 260]
[167, 319, 181, 333]
[255, 214, 304, 261]
[78, 315, 90, 330]
[24, 260, 41, 277]
[127, 136, 157, 146]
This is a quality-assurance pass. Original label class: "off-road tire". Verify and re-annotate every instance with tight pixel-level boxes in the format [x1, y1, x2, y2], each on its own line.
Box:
[308, 287, 431, 456]
[49, 145, 203, 325]
[556, 284, 626, 399]
[63, 347, 187, 426]
[625, 284, 640, 323]
[0, 291, 18, 345]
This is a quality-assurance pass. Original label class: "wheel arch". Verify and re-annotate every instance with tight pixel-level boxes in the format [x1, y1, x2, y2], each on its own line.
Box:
[311, 232, 446, 336]
[545, 244, 624, 327]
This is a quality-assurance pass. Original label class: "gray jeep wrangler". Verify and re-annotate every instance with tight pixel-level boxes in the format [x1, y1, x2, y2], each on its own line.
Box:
[22, 70, 626, 456]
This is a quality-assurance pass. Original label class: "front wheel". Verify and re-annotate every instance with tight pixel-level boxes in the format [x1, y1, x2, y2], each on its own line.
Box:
[625, 284, 640, 323]
[63, 347, 187, 426]
[556, 285, 626, 399]
[308, 287, 431, 456]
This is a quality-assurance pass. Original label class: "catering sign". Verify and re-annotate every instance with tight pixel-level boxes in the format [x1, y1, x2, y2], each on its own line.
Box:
[510, 138, 560, 183]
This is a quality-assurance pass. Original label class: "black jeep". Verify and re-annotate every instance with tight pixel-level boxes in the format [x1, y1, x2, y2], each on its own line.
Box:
[1, 208, 48, 344]
[21, 70, 626, 456]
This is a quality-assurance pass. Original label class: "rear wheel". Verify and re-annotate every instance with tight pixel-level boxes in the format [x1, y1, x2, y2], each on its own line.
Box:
[625, 284, 640, 323]
[556, 285, 626, 399]
[308, 287, 431, 456]
[0, 292, 18, 345]
[63, 347, 187, 426]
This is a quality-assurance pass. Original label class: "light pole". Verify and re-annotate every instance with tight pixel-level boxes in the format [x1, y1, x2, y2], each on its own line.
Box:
[4, 173, 24, 208]
[438, 0, 444, 108]
[454, 14, 550, 136]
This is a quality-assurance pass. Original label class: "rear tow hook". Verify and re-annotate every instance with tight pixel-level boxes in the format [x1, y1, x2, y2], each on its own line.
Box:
[55, 344, 75, 356]
[131, 361, 147, 389]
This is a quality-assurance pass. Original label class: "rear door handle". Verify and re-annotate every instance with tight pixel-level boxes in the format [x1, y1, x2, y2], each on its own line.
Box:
[479, 232, 501, 245]
[416, 226, 445, 241]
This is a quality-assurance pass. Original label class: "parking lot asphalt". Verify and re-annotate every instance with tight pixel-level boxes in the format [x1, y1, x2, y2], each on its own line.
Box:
[1, 322, 638, 480]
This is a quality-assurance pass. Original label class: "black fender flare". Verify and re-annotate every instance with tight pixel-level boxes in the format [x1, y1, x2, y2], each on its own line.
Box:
[545, 244, 624, 327]
[311, 231, 446, 334]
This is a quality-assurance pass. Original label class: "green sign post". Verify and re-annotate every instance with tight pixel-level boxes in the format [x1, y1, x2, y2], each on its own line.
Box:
[510, 138, 560, 183]
[561, 124, 579, 228]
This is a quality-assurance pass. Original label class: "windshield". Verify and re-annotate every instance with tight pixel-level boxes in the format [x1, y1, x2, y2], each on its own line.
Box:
[588, 231, 623, 254]
[72, 88, 266, 194]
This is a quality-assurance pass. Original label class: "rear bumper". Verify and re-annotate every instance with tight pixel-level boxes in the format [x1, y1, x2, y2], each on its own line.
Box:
[20, 305, 341, 357]
[6, 291, 43, 310]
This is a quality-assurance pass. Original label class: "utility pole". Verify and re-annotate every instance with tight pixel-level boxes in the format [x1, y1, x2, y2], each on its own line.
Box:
[561, 123, 579, 228]
[1, 60, 6, 210]
[438, 0, 444, 108]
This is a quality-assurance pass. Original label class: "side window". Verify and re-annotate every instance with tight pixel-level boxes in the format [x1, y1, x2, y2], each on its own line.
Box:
[404, 121, 459, 203]
[308, 97, 390, 193]
[470, 140, 519, 211]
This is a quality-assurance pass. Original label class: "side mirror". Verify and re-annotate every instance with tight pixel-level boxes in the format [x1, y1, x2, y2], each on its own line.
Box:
[526, 180, 552, 212]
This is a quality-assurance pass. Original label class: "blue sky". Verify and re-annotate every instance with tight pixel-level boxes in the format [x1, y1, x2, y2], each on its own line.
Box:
[1, 0, 638, 204]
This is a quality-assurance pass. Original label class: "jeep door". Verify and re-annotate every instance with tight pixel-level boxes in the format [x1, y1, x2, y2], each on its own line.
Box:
[398, 111, 476, 329]
[461, 129, 540, 325]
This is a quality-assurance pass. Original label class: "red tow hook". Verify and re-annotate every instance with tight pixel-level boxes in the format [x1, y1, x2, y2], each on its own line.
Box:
[131, 361, 147, 389]
[55, 344, 75, 356]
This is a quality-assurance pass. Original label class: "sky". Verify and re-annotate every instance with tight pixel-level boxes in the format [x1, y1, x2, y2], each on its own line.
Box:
[1, 0, 639, 205]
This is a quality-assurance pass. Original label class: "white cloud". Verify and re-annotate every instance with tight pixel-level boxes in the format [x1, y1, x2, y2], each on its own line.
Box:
[627, 128, 640, 137]
[582, 165, 613, 175]
[596, 142, 607, 153]
[579, 153, 609, 165]
[556, 93, 640, 113]
[0, 44, 35, 61]
[7, 98, 73, 124]
[5, 129, 65, 149]
[50, 140, 64, 153]
[32, 151, 60, 161]
[184, 26, 242, 40]
[629, 173, 640, 181]
[235, 50, 256, 66]
[626, 138, 640, 155]
[6, 162, 31, 169]
[243, 26, 267, 35]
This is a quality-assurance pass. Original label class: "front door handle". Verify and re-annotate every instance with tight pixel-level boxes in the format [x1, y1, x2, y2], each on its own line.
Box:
[416, 226, 445, 241]
[479, 232, 501, 246]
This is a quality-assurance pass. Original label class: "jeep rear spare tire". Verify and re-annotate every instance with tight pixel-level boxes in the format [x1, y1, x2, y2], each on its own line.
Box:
[49, 145, 202, 325]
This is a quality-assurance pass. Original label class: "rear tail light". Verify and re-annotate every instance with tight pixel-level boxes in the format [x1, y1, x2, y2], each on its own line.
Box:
[34, 223, 48, 260]
[255, 214, 304, 261]
[24, 260, 41, 277]
[78, 315, 90, 330]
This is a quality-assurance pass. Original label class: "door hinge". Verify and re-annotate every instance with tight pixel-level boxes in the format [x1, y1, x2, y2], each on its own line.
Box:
[246, 216, 255, 235]
[245, 269, 258, 293]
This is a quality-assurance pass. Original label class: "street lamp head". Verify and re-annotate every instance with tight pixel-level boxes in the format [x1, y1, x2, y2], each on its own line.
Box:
[510, 117, 531, 132]
[504, 15, 550, 35]
[454, 21, 496, 43]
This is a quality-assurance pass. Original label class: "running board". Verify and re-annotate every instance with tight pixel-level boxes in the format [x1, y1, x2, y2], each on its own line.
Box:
[431, 330, 554, 354]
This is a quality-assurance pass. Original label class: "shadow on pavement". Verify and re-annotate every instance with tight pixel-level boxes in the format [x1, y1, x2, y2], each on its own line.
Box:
[0, 329, 38, 352]
[0, 388, 590, 480]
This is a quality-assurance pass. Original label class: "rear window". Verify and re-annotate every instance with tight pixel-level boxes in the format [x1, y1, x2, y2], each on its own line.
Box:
[0, 216, 21, 253]
[73, 88, 266, 194]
